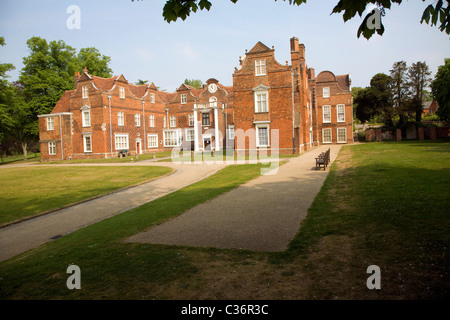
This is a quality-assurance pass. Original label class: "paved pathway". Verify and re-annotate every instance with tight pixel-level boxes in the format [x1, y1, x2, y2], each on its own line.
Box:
[126, 145, 342, 252]
[0, 160, 225, 262]
[0, 145, 342, 262]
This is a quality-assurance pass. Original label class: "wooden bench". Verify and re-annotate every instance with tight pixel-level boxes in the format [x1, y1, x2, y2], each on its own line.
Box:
[118, 150, 130, 158]
[315, 148, 330, 170]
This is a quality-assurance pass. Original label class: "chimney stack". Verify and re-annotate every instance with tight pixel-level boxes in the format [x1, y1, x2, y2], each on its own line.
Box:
[290, 37, 299, 52]
[74, 72, 80, 88]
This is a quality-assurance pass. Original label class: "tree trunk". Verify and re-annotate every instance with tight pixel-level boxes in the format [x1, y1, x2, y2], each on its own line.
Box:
[21, 141, 28, 161]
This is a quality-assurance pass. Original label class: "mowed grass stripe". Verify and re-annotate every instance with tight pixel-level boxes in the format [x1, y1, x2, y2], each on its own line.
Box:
[0, 163, 268, 299]
[0, 166, 173, 225]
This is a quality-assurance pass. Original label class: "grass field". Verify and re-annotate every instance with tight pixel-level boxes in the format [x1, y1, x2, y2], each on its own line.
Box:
[0, 153, 41, 165]
[0, 165, 173, 225]
[0, 140, 448, 300]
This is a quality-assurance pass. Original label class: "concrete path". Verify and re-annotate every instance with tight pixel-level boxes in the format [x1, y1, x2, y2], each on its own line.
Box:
[126, 144, 342, 252]
[0, 161, 225, 262]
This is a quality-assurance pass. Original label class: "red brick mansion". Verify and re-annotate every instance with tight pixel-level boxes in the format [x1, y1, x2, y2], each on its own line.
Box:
[38, 37, 353, 161]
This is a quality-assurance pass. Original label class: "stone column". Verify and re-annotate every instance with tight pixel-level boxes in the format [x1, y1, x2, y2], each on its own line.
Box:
[193, 105, 199, 152]
[214, 107, 220, 151]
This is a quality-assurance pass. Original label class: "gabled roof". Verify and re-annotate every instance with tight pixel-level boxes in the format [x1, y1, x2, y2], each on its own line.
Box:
[336, 75, 351, 92]
[248, 41, 272, 54]
[91, 75, 119, 91]
[217, 83, 233, 94]
[51, 90, 74, 114]
[157, 91, 177, 103]
[177, 83, 194, 91]
[128, 83, 148, 98]
[316, 71, 351, 92]
[77, 72, 92, 82]
[115, 74, 128, 83]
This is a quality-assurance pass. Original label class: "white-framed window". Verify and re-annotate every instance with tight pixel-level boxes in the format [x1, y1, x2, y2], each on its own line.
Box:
[256, 124, 270, 147]
[337, 127, 347, 143]
[189, 113, 194, 126]
[170, 115, 176, 128]
[82, 86, 88, 99]
[149, 114, 155, 127]
[228, 125, 235, 140]
[323, 105, 331, 123]
[148, 134, 158, 148]
[47, 117, 54, 131]
[115, 134, 129, 150]
[323, 87, 330, 98]
[48, 142, 56, 155]
[164, 130, 181, 147]
[209, 96, 217, 108]
[150, 93, 155, 104]
[135, 113, 141, 127]
[82, 110, 91, 127]
[83, 134, 92, 153]
[163, 116, 167, 128]
[185, 128, 195, 141]
[202, 113, 210, 126]
[255, 91, 269, 113]
[255, 59, 266, 76]
[118, 111, 124, 126]
[119, 87, 125, 99]
[322, 128, 332, 143]
[337, 104, 345, 122]
[181, 94, 187, 104]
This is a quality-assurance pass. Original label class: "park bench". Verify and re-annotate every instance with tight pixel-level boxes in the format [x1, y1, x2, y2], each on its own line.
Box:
[118, 150, 130, 158]
[315, 148, 330, 170]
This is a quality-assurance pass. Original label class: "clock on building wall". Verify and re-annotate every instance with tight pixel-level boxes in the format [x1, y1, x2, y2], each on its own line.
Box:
[208, 83, 217, 93]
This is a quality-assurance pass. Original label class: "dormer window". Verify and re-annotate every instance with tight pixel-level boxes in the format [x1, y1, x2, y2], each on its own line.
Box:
[82, 86, 88, 99]
[323, 87, 330, 98]
[255, 59, 266, 76]
[119, 87, 125, 99]
[150, 93, 155, 104]
[181, 94, 187, 104]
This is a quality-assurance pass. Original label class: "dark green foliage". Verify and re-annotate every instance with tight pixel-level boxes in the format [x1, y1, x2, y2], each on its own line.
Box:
[155, 0, 450, 39]
[432, 58, 450, 122]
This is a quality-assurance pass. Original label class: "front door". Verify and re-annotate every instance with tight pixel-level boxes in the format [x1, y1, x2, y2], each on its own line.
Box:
[203, 137, 211, 151]
[136, 141, 141, 154]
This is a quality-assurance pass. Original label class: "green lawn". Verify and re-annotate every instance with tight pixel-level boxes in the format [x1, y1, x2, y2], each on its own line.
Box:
[0, 153, 41, 165]
[0, 140, 449, 300]
[42, 151, 172, 164]
[0, 166, 173, 225]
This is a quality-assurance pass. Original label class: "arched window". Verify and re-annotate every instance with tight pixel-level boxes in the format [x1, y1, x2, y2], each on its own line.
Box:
[209, 96, 217, 108]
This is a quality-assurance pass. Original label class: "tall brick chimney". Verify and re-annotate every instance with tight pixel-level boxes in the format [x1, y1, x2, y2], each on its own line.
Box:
[308, 67, 315, 80]
[74, 72, 80, 88]
[290, 37, 299, 52]
[290, 36, 306, 73]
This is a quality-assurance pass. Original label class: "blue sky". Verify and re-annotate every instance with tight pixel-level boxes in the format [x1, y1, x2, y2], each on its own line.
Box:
[0, 0, 449, 92]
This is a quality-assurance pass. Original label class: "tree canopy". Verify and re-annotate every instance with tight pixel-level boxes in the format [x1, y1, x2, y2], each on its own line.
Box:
[154, 0, 450, 39]
[184, 78, 203, 89]
[0, 36, 113, 159]
[355, 60, 436, 126]
[431, 58, 450, 122]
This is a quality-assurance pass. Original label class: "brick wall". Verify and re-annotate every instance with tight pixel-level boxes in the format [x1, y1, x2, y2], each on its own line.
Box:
[38, 38, 353, 160]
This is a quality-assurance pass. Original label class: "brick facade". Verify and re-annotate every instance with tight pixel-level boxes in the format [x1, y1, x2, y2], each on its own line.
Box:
[38, 37, 353, 161]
